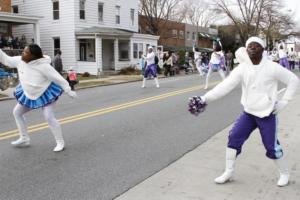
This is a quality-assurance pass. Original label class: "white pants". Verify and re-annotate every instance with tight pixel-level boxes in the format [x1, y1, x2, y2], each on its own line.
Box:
[205, 67, 225, 88]
[195, 59, 204, 76]
[13, 103, 63, 142]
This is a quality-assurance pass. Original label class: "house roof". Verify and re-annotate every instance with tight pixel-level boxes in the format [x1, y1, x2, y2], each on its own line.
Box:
[76, 27, 134, 37]
[0, 12, 42, 24]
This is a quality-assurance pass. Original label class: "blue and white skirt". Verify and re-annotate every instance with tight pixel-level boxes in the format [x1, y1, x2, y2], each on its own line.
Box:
[14, 82, 63, 109]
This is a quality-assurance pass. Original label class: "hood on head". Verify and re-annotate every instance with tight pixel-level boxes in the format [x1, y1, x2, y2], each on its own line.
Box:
[235, 47, 252, 65]
[28, 57, 52, 65]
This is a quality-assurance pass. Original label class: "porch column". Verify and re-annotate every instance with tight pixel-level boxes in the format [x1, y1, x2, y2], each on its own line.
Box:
[129, 39, 133, 61]
[114, 38, 119, 70]
[95, 35, 102, 77]
[33, 22, 40, 45]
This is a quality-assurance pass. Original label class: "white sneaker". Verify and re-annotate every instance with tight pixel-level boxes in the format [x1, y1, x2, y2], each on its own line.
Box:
[156, 85, 160, 88]
[214, 170, 234, 184]
[53, 140, 65, 152]
[277, 174, 289, 187]
[11, 137, 30, 147]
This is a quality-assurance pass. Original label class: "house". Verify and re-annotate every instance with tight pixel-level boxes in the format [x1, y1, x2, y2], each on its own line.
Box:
[11, 0, 159, 75]
[0, 0, 41, 49]
[139, 15, 218, 52]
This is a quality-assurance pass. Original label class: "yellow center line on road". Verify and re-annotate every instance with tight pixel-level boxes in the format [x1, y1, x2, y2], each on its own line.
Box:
[0, 81, 219, 141]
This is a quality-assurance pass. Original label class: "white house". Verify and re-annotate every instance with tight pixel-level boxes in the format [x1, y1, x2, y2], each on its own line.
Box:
[12, 0, 159, 75]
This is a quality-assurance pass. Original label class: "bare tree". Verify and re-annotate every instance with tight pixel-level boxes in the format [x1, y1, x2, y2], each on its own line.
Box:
[185, 0, 217, 28]
[260, 1, 294, 48]
[139, 0, 183, 35]
[213, 0, 294, 44]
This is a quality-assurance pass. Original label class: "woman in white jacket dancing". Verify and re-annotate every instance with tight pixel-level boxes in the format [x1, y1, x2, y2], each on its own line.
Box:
[0, 44, 77, 152]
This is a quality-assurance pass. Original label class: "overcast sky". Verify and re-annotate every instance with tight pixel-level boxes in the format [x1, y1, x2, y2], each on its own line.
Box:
[283, 0, 300, 29]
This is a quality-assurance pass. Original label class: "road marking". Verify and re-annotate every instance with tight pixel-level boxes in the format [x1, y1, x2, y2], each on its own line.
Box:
[0, 82, 219, 141]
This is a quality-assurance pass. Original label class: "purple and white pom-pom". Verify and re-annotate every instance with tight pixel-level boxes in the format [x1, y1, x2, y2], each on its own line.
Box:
[188, 96, 207, 116]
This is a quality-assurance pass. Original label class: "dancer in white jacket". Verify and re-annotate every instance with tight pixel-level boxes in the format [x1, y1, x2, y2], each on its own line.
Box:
[141, 46, 159, 88]
[204, 43, 226, 89]
[196, 37, 299, 186]
[0, 44, 77, 152]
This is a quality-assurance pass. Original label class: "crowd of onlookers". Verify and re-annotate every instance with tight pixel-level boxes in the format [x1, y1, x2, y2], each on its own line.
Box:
[144, 49, 234, 77]
[0, 34, 27, 50]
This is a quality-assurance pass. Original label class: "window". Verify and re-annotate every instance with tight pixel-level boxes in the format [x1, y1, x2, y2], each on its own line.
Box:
[98, 2, 104, 22]
[138, 43, 143, 58]
[130, 9, 134, 26]
[133, 43, 144, 59]
[53, 37, 60, 55]
[115, 6, 120, 24]
[119, 40, 129, 60]
[79, 39, 95, 62]
[12, 5, 18, 13]
[80, 0, 86, 20]
[187, 32, 190, 40]
[0, 23, 8, 34]
[133, 43, 138, 59]
[53, 1, 59, 20]
[179, 30, 184, 39]
[172, 29, 178, 38]
[192, 32, 195, 40]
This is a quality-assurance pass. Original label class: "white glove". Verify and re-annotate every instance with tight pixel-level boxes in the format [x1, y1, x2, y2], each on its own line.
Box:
[273, 100, 288, 114]
[67, 90, 77, 98]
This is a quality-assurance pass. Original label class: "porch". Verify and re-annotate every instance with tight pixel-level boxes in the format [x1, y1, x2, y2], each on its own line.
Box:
[75, 27, 134, 75]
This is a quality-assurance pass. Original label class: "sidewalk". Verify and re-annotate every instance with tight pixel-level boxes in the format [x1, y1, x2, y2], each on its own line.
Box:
[115, 89, 300, 200]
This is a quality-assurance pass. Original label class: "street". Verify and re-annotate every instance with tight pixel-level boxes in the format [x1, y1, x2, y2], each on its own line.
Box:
[0, 74, 242, 200]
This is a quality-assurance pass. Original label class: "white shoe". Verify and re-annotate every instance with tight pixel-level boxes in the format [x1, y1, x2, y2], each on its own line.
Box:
[141, 85, 145, 88]
[277, 174, 289, 187]
[214, 148, 237, 184]
[274, 157, 290, 187]
[11, 137, 30, 147]
[53, 140, 65, 152]
[156, 84, 160, 88]
[214, 170, 234, 184]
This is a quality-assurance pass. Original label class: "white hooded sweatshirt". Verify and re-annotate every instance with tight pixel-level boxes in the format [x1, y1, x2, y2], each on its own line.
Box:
[204, 47, 299, 118]
[0, 49, 71, 100]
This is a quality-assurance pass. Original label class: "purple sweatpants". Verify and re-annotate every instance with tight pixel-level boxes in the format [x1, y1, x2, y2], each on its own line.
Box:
[228, 112, 283, 159]
[279, 57, 290, 70]
[144, 64, 157, 78]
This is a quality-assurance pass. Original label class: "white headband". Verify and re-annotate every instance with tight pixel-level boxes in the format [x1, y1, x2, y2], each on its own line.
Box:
[245, 37, 265, 48]
[148, 46, 153, 50]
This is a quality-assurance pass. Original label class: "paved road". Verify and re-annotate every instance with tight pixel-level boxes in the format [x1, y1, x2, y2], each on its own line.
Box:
[0, 74, 242, 200]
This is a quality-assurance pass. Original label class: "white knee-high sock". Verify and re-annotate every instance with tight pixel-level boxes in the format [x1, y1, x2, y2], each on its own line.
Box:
[142, 78, 146, 87]
[205, 68, 212, 89]
[154, 77, 159, 87]
[13, 103, 31, 139]
[43, 104, 65, 144]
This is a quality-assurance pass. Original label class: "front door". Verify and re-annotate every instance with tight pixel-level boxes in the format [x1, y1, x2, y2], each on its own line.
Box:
[80, 42, 87, 61]
[102, 39, 115, 70]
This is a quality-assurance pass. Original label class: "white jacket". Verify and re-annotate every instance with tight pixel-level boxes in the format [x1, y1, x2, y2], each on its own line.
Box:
[0, 49, 71, 100]
[204, 47, 299, 118]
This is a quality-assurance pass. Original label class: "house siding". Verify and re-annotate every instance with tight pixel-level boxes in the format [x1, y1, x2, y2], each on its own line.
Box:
[12, 0, 76, 69]
[10, 0, 157, 75]
[75, 0, 138, 32]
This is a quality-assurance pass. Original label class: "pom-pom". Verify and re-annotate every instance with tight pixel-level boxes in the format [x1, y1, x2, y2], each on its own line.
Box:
[188, 96, 207, 116]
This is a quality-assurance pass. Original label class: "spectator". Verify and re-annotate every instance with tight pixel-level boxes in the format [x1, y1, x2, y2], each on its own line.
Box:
[66, 67, 78, 91]
[226, 50, 234, 70]
[52, 49, 63, 75]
